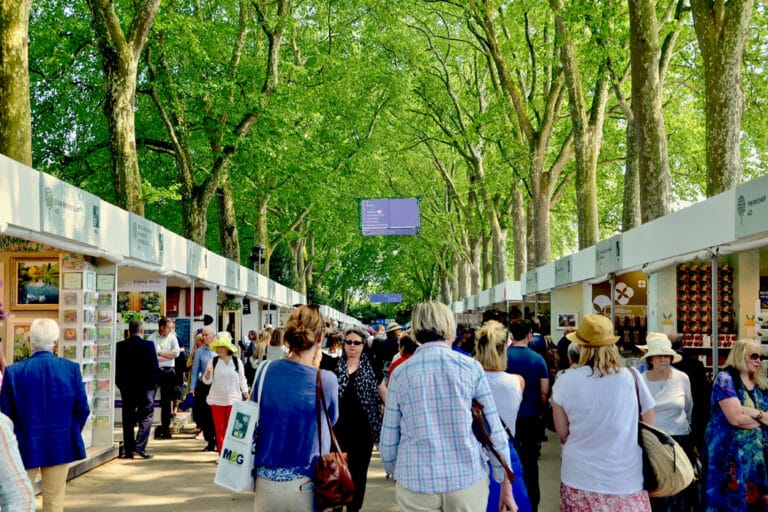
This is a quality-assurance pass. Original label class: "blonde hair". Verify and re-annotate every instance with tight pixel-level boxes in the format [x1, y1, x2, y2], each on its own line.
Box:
[475, 320, 508, 371]
[412, 301, 456, 344]
[283, 305, 325, 353]
[578, 344, 623, 377]
[724, 338, 767, 389]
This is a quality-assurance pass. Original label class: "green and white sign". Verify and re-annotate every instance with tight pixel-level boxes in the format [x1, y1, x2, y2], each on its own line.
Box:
[555, 256, 573, 287]
[595, 234, 623, 275]
[129, 213, 163, 265]
[40, 174, 100, 246]
[735, 174, 768, 239]
[226, 260, 240, 289]
[524, 270, 538, 295]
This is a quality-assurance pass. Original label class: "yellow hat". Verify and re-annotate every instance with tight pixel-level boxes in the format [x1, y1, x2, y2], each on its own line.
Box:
[566, 314, 620, 347]
[211, 332, 238, 354]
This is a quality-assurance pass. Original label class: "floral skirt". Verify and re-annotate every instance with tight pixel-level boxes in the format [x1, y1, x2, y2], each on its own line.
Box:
[560, 483, 651, 512]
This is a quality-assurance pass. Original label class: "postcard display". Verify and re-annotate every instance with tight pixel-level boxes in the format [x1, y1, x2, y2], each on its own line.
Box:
[59, 269, 116, 447]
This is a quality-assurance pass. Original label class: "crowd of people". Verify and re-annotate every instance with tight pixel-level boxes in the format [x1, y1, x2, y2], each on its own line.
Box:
[4, 304, 768, 511]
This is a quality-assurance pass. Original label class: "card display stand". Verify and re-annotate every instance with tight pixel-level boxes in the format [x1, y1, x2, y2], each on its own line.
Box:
[59, 270, 116, 447]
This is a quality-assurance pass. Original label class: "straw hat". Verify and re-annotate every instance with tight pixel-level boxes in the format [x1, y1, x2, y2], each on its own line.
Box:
[566, 314, 619, 347]
[386, 322, 402, 333]
[211, 332, 239, 354]
[640, 333, 681, 364]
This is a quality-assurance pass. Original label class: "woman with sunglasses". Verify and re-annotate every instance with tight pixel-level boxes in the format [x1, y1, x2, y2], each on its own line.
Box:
[331, 326, 387, 512]
[704, 338, 768, 510]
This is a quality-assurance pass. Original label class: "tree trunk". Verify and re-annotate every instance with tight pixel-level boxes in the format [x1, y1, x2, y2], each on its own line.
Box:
[217, 179, 240, 262]
[469, 236, 482, 295]
[691, 0, 753, 196]
[257, 196, 271, 275]
[183, 198, 208, 247]
[86, 0, 161, 216]
[551, 0, 607, 249]
[294, 237, 307, 296]
[530, 158, 553, 268]
[622, 119, 642, 230]
[511, 183, 527, 280]
[0, 0, 32, 165]
[629, 0, 670, 222]
[491, 222, 508, 286]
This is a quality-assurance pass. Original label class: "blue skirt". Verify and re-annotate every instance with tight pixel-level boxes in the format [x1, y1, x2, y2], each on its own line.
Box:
[487, 440, 531, 512]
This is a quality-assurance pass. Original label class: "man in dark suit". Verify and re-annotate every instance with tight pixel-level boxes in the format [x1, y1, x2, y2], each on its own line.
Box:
[0, 318, 90, 512]
[116, 320, 159, 459]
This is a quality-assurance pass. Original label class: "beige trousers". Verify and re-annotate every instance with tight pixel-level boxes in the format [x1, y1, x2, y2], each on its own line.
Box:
[253, 476, 316, 512]
[395, 475, 489, 512]
[26, 463, 70, 512]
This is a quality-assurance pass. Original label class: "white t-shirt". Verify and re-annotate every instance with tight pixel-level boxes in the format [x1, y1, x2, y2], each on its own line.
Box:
[204, 357, 249, 406]
[642, 368, 692, 436]
[485, 371, 523, 437]
[552, 366, 655, 494]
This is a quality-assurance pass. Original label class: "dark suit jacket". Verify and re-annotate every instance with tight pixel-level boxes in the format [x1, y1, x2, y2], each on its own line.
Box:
[116, 335, 160, 394]
[0, 351, 90, 468]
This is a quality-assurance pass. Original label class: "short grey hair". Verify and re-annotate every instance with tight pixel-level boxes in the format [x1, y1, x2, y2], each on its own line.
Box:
[567, 342, 581, 364]
[412, 301, 456, 344]
[30, 318, 59, 351]
[343, 326, 369, 342]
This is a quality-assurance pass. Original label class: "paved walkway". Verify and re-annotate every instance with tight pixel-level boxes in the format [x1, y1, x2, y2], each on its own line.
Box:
[53, 429, 562, 511]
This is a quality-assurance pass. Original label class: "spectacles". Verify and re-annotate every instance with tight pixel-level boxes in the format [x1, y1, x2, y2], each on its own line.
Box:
[749, 353, 761, 360]
[344, 339, 364, 346]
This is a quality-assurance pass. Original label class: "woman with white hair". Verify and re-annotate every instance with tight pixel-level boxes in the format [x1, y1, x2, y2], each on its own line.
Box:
[381, 301, 516, 511]
[0, 318, 90, 512]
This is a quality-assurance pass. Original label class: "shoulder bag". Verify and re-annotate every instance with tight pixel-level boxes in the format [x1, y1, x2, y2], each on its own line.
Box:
[630, 367, 695, 498]
[313, 370, 356, 508]
[471, 399, 515, 482]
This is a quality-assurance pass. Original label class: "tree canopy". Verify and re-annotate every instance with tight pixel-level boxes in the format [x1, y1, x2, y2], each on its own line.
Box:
[1, 0, 766, 316]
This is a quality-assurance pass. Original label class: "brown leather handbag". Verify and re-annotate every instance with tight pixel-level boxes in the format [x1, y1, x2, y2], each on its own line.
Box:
[312, 370, 356, 508]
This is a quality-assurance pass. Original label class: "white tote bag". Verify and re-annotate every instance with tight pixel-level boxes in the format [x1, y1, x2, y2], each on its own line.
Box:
[214, 361, 271, 492]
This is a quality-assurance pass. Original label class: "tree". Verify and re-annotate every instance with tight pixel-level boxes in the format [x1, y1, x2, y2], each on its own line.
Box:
[551, 0, 610, 248]
[629, 0, 671, 222]
[691, 0, 754, 196]
[0, 0, 32, 165]
[85, 0, 161, 215]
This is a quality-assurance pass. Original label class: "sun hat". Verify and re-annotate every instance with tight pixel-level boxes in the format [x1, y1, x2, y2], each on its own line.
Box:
[640, 332, 682, 364]
[211, 332, 239, 354]
[566, 314, 620, 347]
[386, 322, 402, 333]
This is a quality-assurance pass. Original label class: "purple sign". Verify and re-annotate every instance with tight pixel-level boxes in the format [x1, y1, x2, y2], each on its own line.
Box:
[360, 198, 420, 236]
[370, 293, 402, 303]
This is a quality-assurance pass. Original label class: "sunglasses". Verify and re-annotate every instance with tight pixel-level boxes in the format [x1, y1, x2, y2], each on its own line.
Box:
[344, 339, 364, 346]
[749, 353, 761, 361]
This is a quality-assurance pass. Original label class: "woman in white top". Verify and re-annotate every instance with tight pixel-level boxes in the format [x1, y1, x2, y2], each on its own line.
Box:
[552, 314, 656, 512]
[640, 333, 694, 511]
[203, 332, 249, 454]
[475, 320, 531, 512]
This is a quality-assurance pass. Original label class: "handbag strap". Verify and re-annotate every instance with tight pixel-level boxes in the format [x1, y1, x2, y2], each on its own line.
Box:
[629, 367, 643, 419]
[471, 400, 515, 482]
[316, 370, 343, 454]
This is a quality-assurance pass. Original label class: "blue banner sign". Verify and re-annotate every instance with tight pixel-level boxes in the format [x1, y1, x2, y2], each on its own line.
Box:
[371, 293, 402, 303]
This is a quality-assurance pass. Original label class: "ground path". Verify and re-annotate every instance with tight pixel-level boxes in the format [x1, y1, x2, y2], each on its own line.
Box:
[51, 428, 562, 511]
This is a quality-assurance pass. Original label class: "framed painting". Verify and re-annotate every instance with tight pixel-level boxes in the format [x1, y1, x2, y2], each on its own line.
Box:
[12, 256, 60, 310]
[10, 322, 32, 362]
[556, 312, 578, 330]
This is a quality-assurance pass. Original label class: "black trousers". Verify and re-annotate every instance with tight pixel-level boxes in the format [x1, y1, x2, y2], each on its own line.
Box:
[193, 382, 216, 446]
[121, 388, 155, 454]
[336, 430, 374, 512]
[158, 368, 176, 430]
[515, 415, 542, 511]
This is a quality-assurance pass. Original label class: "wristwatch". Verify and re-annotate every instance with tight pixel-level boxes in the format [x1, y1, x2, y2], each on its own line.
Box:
[754, 412, 763, 422]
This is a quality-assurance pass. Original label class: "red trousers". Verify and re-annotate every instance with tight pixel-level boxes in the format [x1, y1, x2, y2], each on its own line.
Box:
[210, 404, 233, 454]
